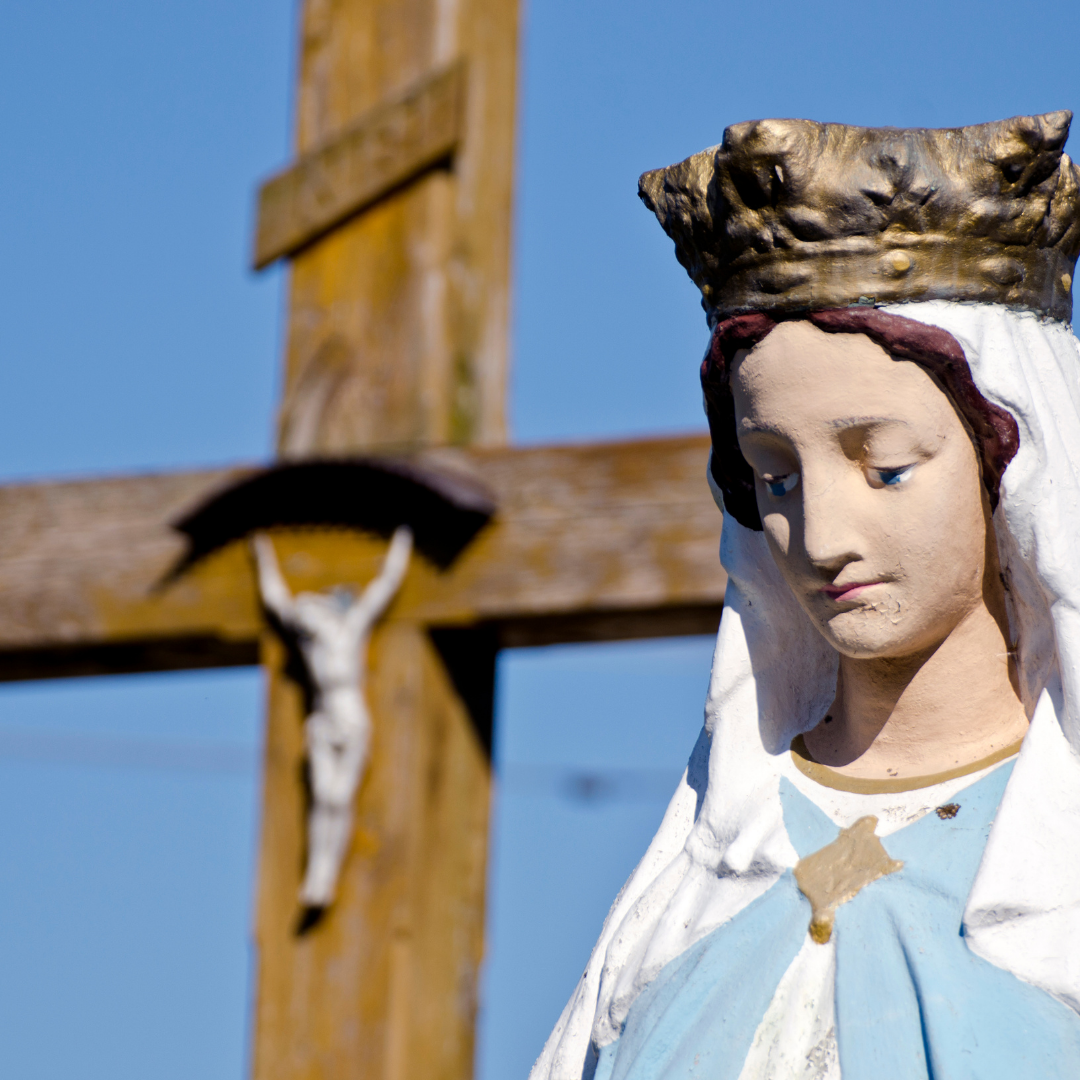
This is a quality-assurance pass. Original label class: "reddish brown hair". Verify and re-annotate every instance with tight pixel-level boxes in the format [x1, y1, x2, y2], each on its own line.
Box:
[702, 307, 1021, 531]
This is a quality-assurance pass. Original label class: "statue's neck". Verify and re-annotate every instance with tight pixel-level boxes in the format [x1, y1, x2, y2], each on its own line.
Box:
[805, 600, 1026, 780]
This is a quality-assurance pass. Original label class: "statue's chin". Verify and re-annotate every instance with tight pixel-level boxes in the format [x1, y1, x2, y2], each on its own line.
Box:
[815, 605, 929, 662]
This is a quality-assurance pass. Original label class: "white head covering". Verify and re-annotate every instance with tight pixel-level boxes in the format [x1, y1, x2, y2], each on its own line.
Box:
[529, 299, 1080, 1080]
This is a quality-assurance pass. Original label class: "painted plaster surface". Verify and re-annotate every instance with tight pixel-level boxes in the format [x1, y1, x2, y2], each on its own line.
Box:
[731, 318, 1024, 782]
[791, 815, 902, 945]
[592, 762, 1080, 1079]
[529, 303, 1080, 1079]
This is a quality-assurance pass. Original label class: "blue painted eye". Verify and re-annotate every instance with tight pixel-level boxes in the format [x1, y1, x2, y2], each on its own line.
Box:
[870, 465, 915, 487]
[764, 473, 799, 497]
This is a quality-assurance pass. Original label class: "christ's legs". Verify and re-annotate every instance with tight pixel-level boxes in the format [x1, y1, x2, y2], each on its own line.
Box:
[300, 698, 371, 907]
[300, 801, 355, 907]
[305, 697, 371, 805]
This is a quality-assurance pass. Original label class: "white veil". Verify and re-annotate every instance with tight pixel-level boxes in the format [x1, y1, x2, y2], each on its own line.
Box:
[529, 300, 1080, 1080]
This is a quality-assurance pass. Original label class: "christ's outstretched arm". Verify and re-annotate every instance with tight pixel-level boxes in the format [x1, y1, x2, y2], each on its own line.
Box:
[250, 533, 296, 626]
[348, 526, 413, 632]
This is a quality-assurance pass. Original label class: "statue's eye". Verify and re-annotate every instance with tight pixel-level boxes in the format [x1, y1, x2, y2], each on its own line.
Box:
[869, 465, 915, 487]
[763, 473, 799, 498]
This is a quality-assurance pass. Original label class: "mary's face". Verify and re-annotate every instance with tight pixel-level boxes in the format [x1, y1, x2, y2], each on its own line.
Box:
[731, 320, 993, 661]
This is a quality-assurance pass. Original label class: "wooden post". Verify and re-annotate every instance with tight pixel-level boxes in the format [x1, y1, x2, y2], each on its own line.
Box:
[272, 0, 517, 456]
[249, 0, 518, 1075]
[253, 613, 494, 1080]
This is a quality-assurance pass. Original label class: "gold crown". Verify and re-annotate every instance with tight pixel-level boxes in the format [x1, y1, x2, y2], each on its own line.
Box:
[639, 112, 1080, 323]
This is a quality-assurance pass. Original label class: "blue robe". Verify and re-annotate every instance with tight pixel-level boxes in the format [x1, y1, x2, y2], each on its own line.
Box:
[591, 762, 1080, 1079]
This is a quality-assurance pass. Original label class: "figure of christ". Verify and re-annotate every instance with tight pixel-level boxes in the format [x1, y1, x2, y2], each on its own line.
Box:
[532, 113, 1080, 1079]
[251, 527, 413, 909]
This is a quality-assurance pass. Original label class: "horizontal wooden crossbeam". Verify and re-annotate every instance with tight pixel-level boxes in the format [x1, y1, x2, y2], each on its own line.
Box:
[252, 61, 466, 268]
[0, 435, 725, 681]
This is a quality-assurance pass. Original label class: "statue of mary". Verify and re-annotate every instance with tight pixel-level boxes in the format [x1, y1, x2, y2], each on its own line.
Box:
[530, 112, 1080, 1078]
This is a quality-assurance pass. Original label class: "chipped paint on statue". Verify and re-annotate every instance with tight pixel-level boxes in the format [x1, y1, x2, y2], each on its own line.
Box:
[252, 528, 412, 909]
[530, 113, 1080, 1078]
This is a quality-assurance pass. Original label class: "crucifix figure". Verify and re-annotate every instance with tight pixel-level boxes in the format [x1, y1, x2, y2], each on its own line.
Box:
[252, 527, 412, 910]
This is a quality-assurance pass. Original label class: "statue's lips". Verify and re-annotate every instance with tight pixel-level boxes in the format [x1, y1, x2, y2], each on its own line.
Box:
[821, 581, 884, 602]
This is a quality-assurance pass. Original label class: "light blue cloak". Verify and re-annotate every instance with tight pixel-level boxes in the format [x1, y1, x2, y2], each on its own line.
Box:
[591, 762, 1080, 1079]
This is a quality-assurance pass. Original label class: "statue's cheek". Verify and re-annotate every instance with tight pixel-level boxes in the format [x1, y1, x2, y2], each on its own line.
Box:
[761, 510, 793, 560]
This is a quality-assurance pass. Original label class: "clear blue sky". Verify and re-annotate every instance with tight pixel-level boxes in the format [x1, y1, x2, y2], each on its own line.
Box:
[0, 0, 1078, 1077]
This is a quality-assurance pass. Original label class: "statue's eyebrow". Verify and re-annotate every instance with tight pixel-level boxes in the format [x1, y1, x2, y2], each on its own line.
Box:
[738, 416, 909, 434]
[827, 416, 909, 431]
[737, 421, 784, 435]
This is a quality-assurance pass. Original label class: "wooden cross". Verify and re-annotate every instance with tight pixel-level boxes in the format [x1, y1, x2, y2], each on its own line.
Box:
[0, 1, 725, 1077]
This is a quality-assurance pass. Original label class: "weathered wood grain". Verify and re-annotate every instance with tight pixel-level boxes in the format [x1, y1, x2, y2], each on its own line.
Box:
[252, 62, 466, 269]
[0, 435, 724, 678]
[275, 0, 516, 457]
[0, 466, 256, 671]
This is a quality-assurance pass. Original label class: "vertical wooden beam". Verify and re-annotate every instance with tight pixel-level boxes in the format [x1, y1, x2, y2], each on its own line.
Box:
[250, 0, 518, 1076]
[253, 618, 493, 1080]
[276, 0, 517, 455]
